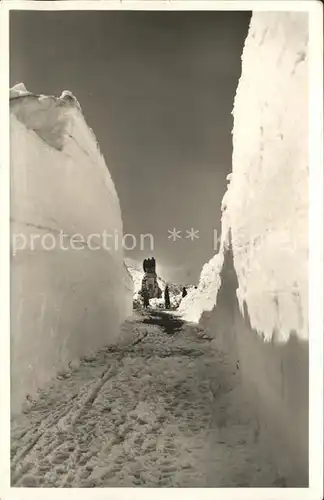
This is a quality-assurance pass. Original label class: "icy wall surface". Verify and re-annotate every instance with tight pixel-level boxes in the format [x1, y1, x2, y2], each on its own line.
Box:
[10, 85, 133, 414]
[180, 12, 309, 484]
[178, 252, 224, 323]
[182, 12, 308, 343]
[179, 173, 231, 323]
[228, 11, 308, 342]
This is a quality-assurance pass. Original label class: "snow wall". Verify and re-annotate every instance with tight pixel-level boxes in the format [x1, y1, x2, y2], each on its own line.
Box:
[10, 85, 133, 415]
[181, 12, 309, 485]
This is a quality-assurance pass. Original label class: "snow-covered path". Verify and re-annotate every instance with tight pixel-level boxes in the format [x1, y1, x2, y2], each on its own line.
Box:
[11, 311, 280, 488]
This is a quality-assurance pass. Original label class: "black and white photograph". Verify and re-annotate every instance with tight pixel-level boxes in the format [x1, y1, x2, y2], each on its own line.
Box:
[0, 0, 323, 497]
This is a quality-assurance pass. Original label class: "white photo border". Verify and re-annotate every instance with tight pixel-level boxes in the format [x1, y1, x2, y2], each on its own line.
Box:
[0, 1, 322, 499]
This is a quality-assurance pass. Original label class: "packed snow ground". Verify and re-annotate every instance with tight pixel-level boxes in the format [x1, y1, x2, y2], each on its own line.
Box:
[11, 312, 280, 488]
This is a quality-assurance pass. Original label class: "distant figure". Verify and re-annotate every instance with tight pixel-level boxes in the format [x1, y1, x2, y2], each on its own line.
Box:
[182, 287, 187, 298]
[142, 288, 150, 309]
[164, 285, 170, 310]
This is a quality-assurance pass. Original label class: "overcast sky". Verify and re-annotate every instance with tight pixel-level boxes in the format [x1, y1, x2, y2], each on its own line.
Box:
[10, 10, 251, 284]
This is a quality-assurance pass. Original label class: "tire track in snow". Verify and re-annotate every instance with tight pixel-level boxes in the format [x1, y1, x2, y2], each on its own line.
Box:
[11, 315, 279, 487]
[11, 326, 152, 486]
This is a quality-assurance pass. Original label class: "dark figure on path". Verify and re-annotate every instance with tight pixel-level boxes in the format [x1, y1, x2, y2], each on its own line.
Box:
[142, 288, 150, 309]
[164, 285, 170, 310]
[182, 287, 187, 298]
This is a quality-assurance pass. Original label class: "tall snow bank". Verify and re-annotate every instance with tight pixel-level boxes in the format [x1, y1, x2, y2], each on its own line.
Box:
[228, 12, 308, 343]
[183, 12, 308, 344]
[226, 13, 308, 483]
[10, 85, 133, 414]
[178, 252, 224, 322]
[179, 173, 231, 322]
[185, 12, 309, 484]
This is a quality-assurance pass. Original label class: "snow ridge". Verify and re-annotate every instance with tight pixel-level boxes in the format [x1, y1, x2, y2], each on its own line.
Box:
[10, 83, 119, 207]
[10, 84, 133, 413]
[179, 12, 308, 343]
